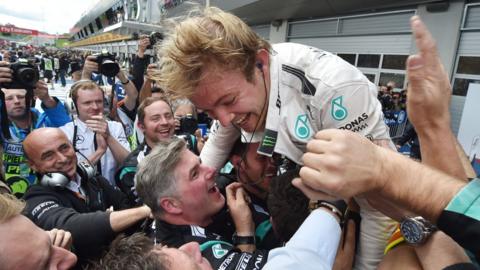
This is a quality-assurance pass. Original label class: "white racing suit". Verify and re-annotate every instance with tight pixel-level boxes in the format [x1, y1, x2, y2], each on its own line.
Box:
[201, 43, 396, 270]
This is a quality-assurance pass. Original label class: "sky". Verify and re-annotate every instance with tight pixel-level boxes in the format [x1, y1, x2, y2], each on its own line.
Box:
[0, 0, 99, 34]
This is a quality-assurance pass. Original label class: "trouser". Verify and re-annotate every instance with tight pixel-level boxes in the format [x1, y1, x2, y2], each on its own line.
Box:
[59, 69, 66, 86]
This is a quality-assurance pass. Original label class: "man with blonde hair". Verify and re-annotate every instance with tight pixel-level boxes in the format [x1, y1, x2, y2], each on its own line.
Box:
[158, 6, 395, 269]
[60, 80, 130, 185]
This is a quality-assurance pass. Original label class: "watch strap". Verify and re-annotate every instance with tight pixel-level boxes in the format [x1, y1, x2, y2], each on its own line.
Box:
[232, 233, 256, 245]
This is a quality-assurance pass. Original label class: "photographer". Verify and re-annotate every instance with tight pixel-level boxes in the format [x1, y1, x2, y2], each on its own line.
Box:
[172, 98, 204, 155]
[0, 60, 71, 198]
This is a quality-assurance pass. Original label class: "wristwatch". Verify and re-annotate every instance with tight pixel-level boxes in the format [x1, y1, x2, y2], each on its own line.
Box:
[232, 233, 256, 245]
[400, 216, 437, 245]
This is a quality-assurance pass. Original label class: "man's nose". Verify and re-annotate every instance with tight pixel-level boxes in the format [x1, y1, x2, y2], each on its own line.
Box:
[214, 108, 235, 127]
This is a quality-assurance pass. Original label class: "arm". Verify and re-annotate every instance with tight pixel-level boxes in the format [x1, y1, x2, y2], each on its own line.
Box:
[405, 16, 466, 181]
[199, 121, 240, 170]
[131, 37, 150, 92]
[225, 183, 255, 253]
[24, 194, 115, 257]
[116, 69, 138, 111]
[264, 209, 341, 270]
[109, 205, 150, 232]
[414, 231, 471, 270]
[138, 63, 157, 103]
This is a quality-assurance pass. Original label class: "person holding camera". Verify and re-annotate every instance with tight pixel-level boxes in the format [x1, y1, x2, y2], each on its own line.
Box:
[0, 60, 71, 198]
[172, 98, 204, 155]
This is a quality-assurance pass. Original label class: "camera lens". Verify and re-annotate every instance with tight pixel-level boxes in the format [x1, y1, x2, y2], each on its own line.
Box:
[17, 67, 39, 88]
[100, 59, 119, 77]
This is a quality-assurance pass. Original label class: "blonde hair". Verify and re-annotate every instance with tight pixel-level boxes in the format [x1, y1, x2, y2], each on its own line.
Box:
[156, 6, 271, 98]
[0, 194, 25, 223]
[70, 80, 102, 105]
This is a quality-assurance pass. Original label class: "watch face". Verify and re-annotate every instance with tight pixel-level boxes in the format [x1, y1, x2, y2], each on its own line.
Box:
[401, 219, 423, 244]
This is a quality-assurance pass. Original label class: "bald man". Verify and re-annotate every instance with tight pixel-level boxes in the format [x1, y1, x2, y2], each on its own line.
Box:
[21, 128, 150, 266]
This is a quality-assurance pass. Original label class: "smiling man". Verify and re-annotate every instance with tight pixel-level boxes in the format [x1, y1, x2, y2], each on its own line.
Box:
[158, 7, 396, 269]
[21, 128, 151, 266]
[135, 138, 280, 270]
[60, 80, 130, 185]
[115, 97, 176, 204]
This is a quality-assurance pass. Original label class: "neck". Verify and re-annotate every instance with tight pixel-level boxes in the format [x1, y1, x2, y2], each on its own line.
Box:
[10, 113, 31, 129]
[162, 214, 212, 228]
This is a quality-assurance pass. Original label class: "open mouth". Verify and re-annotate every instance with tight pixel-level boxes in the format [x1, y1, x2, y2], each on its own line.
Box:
[208, 183, 219, 194]
[234, 113, 250, 127]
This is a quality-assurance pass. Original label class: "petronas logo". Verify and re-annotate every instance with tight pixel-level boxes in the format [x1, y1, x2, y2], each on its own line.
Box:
[331, 96, 348, 121]
[295, 114, 310, 139]
[212, 243, 228, 259]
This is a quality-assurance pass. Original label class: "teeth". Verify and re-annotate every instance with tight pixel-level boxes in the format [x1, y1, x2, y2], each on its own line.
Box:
[235, 114, 247, 125]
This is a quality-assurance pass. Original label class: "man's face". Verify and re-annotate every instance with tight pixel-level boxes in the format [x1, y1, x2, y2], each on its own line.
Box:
[0, 215, 77, 270]
[231, 142, 275, 199]
[28, 131, 77, 179]
[154, 242, 212, 270]
[2, 89, 28, 120]
[190, 65, 268, 133]
[139, 100, 175, 145]
[76, 88, 104, 121]
[173, 148, 225, 226]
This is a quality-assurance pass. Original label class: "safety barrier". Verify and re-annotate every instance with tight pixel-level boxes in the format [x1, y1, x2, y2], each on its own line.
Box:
[384, 110, 407, 139]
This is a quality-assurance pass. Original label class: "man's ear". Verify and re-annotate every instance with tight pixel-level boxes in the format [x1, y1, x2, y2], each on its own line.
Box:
[27, 160, 38, 173]
[159, 197, 182, 215]
[137, 121, 145, 132]
[230, 155, 241, 168]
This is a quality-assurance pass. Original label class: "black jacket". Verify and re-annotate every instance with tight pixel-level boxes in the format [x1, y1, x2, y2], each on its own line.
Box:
[150, 204, 281, 270]
[22, 175, 132, 262]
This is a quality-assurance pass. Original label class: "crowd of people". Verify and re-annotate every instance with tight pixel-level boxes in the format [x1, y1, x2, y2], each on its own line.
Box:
[0, 6, 479, 270]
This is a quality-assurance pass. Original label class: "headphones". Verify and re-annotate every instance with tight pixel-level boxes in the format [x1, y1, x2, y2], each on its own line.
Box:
[40, 160, 97, 189]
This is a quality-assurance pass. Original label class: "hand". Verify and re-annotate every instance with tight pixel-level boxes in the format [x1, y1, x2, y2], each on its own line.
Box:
[47, 229, 73, 250]
[33, 80, 50, 100]
[0, 61, 12, 84]
[145, 63, 159, 81]
[226, 182, 254, 235]
[406, 16, 452, 133]
[298, 129, 387, 200]
[81, 55, 98, 80]
[138, 36, 150, 56]
[85, 114, 110, 139]
[95, 131, 108, 153]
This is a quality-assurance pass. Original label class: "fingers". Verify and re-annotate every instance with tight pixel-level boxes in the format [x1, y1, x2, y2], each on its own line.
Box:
[292, 177, 338, 201]
[411, 16, 438, 59]
[48, 229, 72, 249]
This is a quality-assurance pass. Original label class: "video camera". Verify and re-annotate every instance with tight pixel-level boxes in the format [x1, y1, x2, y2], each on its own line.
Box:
[0, 59, 39, 90]
[93, 50, 119, 77]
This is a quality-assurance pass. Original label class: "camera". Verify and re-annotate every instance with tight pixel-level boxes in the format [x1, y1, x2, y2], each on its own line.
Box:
[177, 114, 198, 135]
[0, 59, 39, 89]
[93, 50, 119, 77]
[147, 32, 164, 49]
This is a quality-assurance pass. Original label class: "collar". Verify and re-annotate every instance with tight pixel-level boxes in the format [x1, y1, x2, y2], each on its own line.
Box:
[257, 50, 282, 157]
